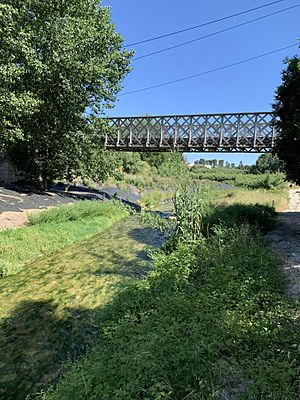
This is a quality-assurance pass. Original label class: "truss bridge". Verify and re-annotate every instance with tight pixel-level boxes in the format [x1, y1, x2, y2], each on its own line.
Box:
[103, 112, 277, 152]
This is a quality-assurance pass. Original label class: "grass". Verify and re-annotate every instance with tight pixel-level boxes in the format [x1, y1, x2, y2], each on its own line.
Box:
[0, 217, 163, 400]
[0, 201, 127, 277]
[216, 187, 289, 211]
[190, 166, 286, 190]
[151, 184, 288, 214]
[140, 190, 173, 210]
[37, 196, 300, 400]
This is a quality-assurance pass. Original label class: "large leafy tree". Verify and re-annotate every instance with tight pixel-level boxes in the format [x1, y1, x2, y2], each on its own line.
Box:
[0, 0, 132, 186]
[273, 55, 300, 184]
[250, 153, 282, 174]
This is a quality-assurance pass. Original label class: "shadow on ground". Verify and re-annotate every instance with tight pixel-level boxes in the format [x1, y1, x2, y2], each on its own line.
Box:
[0, 300, 99, 400]
[0, 217, 164, 400]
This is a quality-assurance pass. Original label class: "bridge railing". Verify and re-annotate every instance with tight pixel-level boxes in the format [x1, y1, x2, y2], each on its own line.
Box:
[102, 112, 277, 152]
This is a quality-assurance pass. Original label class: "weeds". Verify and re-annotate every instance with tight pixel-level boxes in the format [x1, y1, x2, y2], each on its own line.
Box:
[39, 189, 300, 400]
[173, 185, 204, 243]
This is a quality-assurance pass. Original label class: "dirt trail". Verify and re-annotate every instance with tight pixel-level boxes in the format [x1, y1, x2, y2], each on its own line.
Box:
[265, 189, 300, 299]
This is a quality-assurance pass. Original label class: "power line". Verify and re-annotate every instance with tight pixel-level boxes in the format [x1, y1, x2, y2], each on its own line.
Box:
[126, 0, 285, 47]
[120, 44, 298, 96]
[133, 4, 300, 61]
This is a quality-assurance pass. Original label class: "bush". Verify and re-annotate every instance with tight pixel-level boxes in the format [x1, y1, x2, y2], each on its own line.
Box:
[203, 203, 276, 233]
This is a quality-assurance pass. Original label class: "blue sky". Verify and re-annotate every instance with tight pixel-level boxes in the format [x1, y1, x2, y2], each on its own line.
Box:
[102, 0, 299, 165]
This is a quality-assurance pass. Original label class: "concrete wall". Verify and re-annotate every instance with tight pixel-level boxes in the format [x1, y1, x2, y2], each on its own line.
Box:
[0, 156, 23, 184]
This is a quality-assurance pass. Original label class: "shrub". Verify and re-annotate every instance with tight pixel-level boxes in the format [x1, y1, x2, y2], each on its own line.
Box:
[203, 203, 276, 233]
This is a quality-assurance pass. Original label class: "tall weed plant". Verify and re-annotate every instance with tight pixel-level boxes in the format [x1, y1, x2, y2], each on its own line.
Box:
[173, 185, 204, 243]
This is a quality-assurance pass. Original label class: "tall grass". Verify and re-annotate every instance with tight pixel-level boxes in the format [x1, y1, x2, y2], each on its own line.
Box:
[39, 190, 300, 400]
[173, 186, 204, 243]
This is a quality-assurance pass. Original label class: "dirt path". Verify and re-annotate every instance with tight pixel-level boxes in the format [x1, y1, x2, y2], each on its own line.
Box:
[265, 189, 300, 299]
[0, 217, 163, 400]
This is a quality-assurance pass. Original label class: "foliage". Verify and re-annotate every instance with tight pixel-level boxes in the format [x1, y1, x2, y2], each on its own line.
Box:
[204, 203, 276, 233]
[78, 146, 122, 185]
[234, 172, 285, 190]
[139, 211, 175, 237]
[120, 153, 146, 175]
[140, 152, 169, 169]
[191, 166, 285, 190]
[250, 153, 283, 174]
[39, 201, 300, 400]
[141, 151, 187, 178]
[139, 190, 173, 211]
[173, 185, 204, 243]
[0, 0, 132, 186]
[159, 152, 188, 178]
[273, 56, 300, 184]
[0, 201, 127, 277]
[28, 200, 123, 225]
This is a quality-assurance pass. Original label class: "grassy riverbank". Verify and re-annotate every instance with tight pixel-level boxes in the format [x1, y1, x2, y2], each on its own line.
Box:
[0, 201, 127, 277]
[38, 196, 300, 400]
[0, 216, 163, 400]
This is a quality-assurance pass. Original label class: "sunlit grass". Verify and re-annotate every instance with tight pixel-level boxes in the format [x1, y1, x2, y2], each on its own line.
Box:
[0, 201, 127, 277]
[0, 217, 162, 399]
[216, 188, 288, 210]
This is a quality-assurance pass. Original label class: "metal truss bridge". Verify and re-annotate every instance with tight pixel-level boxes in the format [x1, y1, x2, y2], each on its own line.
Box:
[103, 112, 277, 152]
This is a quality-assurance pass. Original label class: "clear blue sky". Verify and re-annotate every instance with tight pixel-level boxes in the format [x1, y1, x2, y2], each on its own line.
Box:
[102, 0, 299, 165]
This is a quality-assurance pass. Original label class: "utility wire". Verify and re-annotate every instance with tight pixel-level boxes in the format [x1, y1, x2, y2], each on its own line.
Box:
[133, 4, 300, 61]
[120, 44, 298, 96]
[126, 0, 285, 47]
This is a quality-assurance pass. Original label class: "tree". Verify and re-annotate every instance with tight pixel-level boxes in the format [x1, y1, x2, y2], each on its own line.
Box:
[218, 160, 224, 168]
[0, 0, 132, 187]
[273, 55, 300, 184]
[211, 159, 218, 168]
[199, 158, 206, 165]
[251, 153, 282, 174]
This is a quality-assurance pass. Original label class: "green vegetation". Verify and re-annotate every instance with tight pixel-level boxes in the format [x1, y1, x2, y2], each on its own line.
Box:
[38, 190, 300, 400]
[0, 3, 297, 398]
[0, 201, 127, 278]
[250, 153, 283, 174]
[190, 166, 285, 190]
[1, 0, 132, 186]
[101, 152, 288, 213]
[0, 217, 162, 400]
[273, 55, 300, 185]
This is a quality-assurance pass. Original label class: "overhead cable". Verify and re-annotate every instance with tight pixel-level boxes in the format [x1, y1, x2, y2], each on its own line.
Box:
[126, 0, 285, 47]
[133, 4, 300, 61]
[120, 44, 298, 96]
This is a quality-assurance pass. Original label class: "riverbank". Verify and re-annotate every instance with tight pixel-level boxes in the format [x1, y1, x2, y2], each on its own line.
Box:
[0, 216, 164, 399]
[38, 197, 300, 400]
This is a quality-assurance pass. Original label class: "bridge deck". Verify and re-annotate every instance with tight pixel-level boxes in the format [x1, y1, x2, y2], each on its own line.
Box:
[103, 112, 277, 152]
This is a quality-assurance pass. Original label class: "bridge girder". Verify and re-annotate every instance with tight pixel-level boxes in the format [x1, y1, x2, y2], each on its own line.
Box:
[103, 112, 277, 153]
